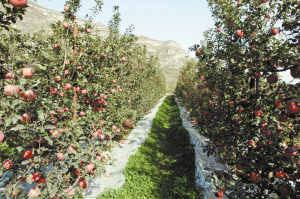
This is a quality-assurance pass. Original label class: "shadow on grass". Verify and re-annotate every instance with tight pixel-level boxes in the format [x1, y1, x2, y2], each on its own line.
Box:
[97, 96, 203, 199]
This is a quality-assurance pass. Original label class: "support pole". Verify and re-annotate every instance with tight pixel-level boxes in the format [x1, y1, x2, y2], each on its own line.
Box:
[73, 24, 78, 120]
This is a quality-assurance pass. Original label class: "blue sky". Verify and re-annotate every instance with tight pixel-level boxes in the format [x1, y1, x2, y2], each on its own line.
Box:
[34, 0, 215, 58]
[33, 0, 297, 83]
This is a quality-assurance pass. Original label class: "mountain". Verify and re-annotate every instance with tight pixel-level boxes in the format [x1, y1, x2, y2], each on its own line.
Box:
[1, 0, 192, 90]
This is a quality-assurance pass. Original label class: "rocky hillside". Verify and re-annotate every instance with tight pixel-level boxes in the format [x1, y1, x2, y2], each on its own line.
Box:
[1, 0, 191, 90]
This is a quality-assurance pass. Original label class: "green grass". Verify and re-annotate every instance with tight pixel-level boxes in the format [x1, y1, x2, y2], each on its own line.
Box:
[97, 95, 203, 199]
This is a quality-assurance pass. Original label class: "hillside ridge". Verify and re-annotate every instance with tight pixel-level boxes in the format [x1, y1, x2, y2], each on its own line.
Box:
[2, 0, 192, 89]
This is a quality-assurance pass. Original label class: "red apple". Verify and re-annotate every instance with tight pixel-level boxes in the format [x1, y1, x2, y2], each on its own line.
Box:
[54, 43, 60, 48]
[3, 160, 13, 169]
[65, 187, 75, 196]
[98, 98, 103, 105]
[86, 162, 94, 173]
[274, 100, 282, 107]
[262, 0, 268, 2]
[4, 72, 15, 80]
[101, 55, 106, 60]
[21, 68, 34, 78]
[63, 23, 69, 29]
[195, 50, 201, 56]
[52, 131, 59, 138]
[93, 131, 99, 138]
[235, 30, 243, 38]
[237, 1, 242, 6]
[217, 28, 221, 32]
[50, 88, 57, 94]
[65, 60, 70, 65]
[37, 176, 46, 184]
[265, 13, 271, 19]
[30, 172, 40, 182]
[22, 149, 33, 159]
[255, 73, 261, 78]
[76, 87, 81, 92]
[96, 155, 103, 162]
[237, 107, 244, 113]
[54, 76, 62, 82]
[29, 187, 40, 198]
[215, 190, 224, 199]
[20, 112, 31, 122]
[250, 172, 260, 182]
[271, 28, 279, 36]
[286, 102, 300, 115]
[10, 0, 27, 8]
[254, 110, 263, 116]
[81, 90, 87, 95]
[64, 6, 69, 12]
[64, 83, 72, 91]
[21, 90, 36, 101]
[0, 132, 4, 143]
[278, 185, 291, 196]
[57, 129, 63, 133]
[248, 140, 255, 146]
[261, 129, 271, 136]
[68, 145, 76, 151]
[121, 57, 127, 62]
[291, 62, 300, 79]
[4, 85, 19, 96]
[79, 112, 85, 116]
[267, 74, 278, 83]
[86, 28, 92, 33]
[56, 153, 64, 161]
[80, 181, 89, 189]
[282, 152, 293, 162]
[278, 114, 287, 122]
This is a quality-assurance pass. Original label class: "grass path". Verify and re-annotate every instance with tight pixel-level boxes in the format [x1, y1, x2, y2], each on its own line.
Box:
[97, 95, 203, 199]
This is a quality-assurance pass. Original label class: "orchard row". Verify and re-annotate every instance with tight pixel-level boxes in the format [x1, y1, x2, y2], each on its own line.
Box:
[176, 0, 300, 198]
[0, 2, 165, 198]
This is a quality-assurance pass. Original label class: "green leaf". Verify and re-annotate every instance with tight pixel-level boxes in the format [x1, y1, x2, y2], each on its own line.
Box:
[37, 64, 46, 71]
[5, 118, 12, 127]
[21, 159, 31, 165]
[44, 136, 53, 146]
[11, 125, 25, 131]
[16, 146, 23, 152]
[38, 126, 45, 132]
[0, 101, 10, 108]
[11, 99, 20, 108]
[45, 125, 56, 129]
[12, 115, 20, 124]
[34, 156, 41, 162]
[37, 110, 45, 121]
[49, 187, 58, 198]
[26, 175, 33, 184]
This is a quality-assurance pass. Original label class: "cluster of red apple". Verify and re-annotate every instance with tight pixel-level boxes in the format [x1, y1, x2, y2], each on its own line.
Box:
[176, 0, 300, 196]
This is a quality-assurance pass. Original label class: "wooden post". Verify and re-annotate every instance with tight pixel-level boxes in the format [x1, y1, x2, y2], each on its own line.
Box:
[73, 24, 78, 120]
